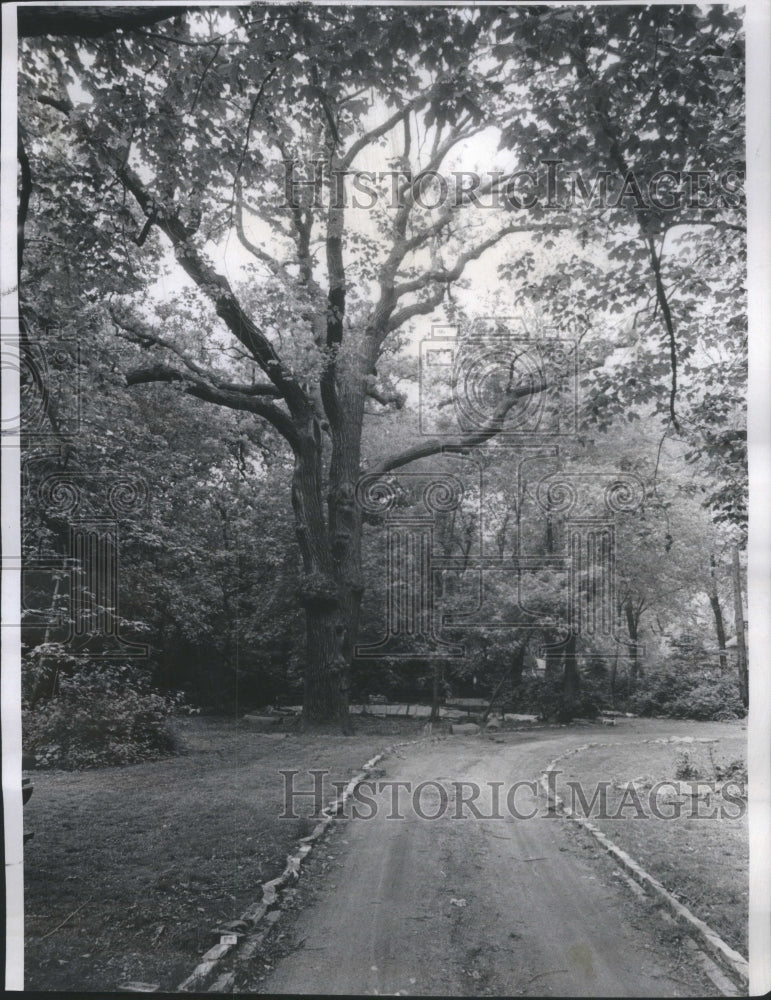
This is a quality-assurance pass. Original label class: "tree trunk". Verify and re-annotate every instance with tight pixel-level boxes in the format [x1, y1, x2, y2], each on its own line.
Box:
[303, 606, 349, 724]
[544, 645, 561, 679]
[562, 633, 580, 701]
[610, 649, 619, 706]
[296, 549, 361, 730]
[292, 427, 346, 728]
[731, 546, 749, 708]
[291, 373, 367, 729]
[482, 643, 525, 722]
[708, 554, 728, 671]
[19, 6, 181, 38]
[430, 663, 442, 722]
[624, 599, 640, 689]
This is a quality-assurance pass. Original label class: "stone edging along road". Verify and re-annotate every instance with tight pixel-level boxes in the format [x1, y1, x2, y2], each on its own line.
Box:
[173, 730, 749, 993]
[176, 735, 428, 993]
[538, 738, 750, 989]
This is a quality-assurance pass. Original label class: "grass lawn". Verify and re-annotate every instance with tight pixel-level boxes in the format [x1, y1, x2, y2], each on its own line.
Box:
[552, 720, 748, 957]
[22, 713, 424, 992]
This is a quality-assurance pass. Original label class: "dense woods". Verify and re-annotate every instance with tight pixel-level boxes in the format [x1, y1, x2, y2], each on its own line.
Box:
[16, 5, 747, 759]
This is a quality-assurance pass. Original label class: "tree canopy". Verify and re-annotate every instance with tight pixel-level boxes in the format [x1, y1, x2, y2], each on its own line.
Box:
[18, 4, 746, 725]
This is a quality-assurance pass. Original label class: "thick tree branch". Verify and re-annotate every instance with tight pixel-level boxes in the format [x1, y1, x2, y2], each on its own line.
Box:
[190, 42, 223, 115]
[264, 119, 335, 420]
[366, 386, 407, 409]
[234, 184, 293, 284]
[321, 151, 346, 428]
[18, 133, 32, 282]
[116, 162, 310, 416]
[112, 311, 283, 397]
[397, 168, 521, 259]
[341, 94, 429, 170]
[37, 91, 309, 416]
[646, 236, 680, 430]
[366, 127, 515, 340]
[229, 67, 278, 199]
[385, 221, 569, 336]
[386, 288, 447, 334]
[126, 365, 299, 448]
[311, 66, 341, 148]
[670, 219, 746, 235]
[369, 377, 549, 475]
[37, 94, 72, 115]
[566, 41, 698, 431]
[393, 222, 567, 301]
[268, 131, 316, 287]
[19, 6, 182, 38]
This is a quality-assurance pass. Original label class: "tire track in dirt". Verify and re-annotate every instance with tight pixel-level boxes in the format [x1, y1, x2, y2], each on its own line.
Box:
[257, 732, 717, 996]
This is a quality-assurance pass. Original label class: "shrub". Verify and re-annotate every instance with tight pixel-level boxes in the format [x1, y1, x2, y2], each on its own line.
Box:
[626, 669, 745, 721]
[674, 750, 702, 780]
[708, 751, 748, 783]
[506, 672, 608, 723]
[23, 663, 183, 769]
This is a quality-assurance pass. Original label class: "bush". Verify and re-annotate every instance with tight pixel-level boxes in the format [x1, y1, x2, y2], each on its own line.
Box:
[626, 669, 745, 721]
[23, 663, 183, 769]
[710, 755, 748, 783]
[506, 672, 608, 723]
[674, 750, 702, 780]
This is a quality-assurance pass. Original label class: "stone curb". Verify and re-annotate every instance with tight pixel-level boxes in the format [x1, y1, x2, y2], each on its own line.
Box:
[175, 735, 431, 992]
[539, 744, 749, 989]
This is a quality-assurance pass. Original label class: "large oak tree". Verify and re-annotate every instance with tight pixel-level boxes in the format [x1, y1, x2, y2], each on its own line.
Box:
[18, 5, 745, 725]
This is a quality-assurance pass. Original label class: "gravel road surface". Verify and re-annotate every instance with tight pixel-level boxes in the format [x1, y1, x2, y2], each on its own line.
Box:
[260, 728, 719, 996]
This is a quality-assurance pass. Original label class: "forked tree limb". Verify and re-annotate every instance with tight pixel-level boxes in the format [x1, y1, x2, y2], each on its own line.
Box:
[369, 377, 549, 475]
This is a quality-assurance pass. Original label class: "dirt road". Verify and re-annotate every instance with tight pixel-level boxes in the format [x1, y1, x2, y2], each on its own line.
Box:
[258, 728, 719, 996]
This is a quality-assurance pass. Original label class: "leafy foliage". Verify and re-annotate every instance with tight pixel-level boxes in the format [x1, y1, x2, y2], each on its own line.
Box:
[17, 6, 747, 726]
[22, 663, 182, 769]
[626, 669, 745, 721]
[507, 673, 608, 723]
